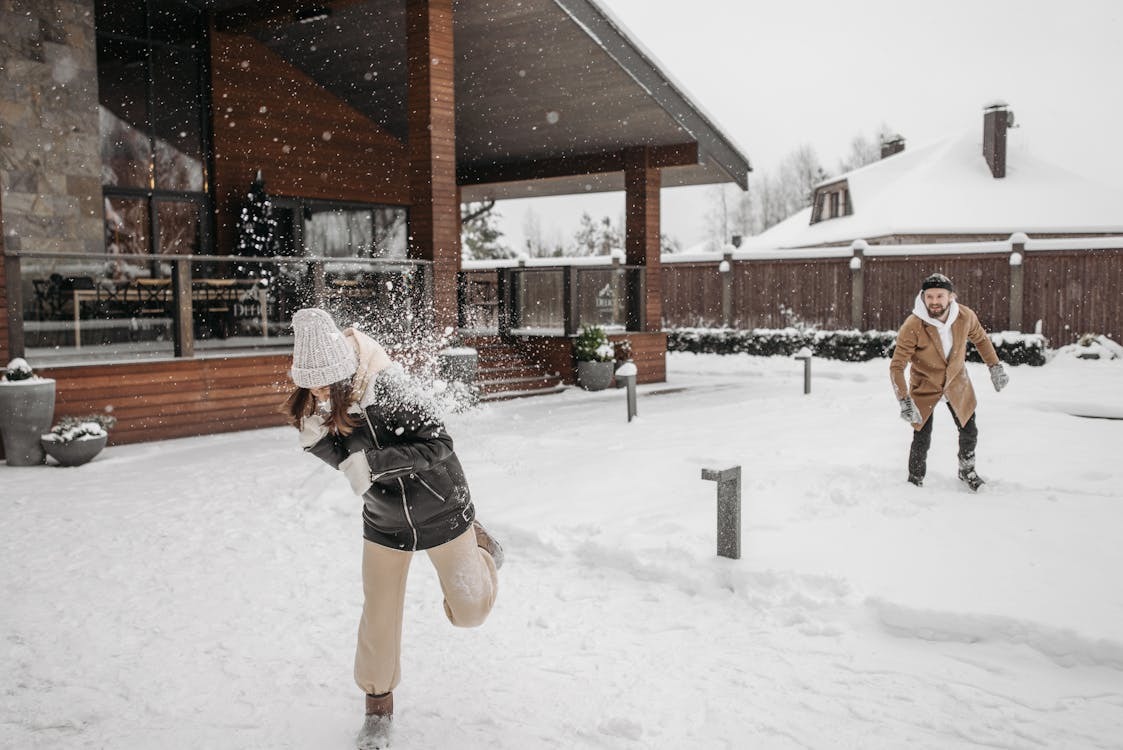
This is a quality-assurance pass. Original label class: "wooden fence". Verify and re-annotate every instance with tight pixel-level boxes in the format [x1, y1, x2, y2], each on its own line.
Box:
[662, 238, 1123, 344]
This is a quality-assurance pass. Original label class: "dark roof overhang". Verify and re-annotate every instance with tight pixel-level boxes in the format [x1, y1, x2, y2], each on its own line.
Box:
[212, 0, 751, 200]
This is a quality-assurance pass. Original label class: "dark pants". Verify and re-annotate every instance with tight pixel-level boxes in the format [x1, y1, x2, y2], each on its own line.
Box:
[908, 402, 978, 479]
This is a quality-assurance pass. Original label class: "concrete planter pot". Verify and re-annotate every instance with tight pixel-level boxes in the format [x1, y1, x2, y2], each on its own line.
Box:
[439, 347, 479, 385]
[0, 378, 57, 466]
[41, 433, 108, 467]
[576, 360, 614, 391]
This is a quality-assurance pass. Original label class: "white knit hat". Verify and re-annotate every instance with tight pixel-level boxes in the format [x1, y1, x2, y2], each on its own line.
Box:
[290, 308, 358, 388]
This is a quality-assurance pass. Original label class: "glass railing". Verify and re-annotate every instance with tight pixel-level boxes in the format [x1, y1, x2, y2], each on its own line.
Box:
[457, 262, 645, 337]
[9, 251, 432, 365]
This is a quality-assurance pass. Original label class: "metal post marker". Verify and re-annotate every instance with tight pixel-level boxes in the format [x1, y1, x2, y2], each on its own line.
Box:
[794, 347, 812, 395]
[616, 362, 638, 422]
[701, 465, 741, 559]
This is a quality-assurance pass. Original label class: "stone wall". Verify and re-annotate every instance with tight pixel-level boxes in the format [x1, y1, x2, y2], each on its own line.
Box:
[0, 0, 103, 258]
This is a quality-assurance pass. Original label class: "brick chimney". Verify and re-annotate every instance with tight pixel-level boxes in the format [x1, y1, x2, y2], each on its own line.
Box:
[983, 103, 1014, 178]
[880, 134, 905, 159]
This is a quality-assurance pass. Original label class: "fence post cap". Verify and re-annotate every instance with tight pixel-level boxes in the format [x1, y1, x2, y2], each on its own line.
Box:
[702, 465, 741, 482]
[850, 239, 869, 253]
[1008, 232, 1029, 245]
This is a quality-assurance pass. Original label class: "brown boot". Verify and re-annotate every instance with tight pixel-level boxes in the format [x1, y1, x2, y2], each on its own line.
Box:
[473, 520, 505, 570]
[357, 692, 392, 750]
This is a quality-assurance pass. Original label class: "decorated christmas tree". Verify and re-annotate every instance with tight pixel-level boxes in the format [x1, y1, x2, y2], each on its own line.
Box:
[234, 170, 277, 280]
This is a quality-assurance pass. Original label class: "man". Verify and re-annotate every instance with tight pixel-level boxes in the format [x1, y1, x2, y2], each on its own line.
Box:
[890, 273, 1009, 490]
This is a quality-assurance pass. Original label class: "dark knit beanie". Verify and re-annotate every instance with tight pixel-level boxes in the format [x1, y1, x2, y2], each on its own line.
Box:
[920, 273, 954, 292]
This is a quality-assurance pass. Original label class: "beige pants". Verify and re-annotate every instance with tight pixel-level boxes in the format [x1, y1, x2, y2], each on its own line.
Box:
[354, 527, 498, 695]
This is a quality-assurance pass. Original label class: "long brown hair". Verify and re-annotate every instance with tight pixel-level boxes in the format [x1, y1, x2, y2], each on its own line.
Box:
[283, 379, 362, 436]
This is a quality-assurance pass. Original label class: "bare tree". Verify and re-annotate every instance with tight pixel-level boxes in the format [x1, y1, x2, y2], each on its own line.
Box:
[838, 123, 895, 173]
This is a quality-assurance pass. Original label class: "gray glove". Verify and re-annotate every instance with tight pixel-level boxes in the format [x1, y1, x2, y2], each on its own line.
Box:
[339, 452, 373, 496]
[899, 397, 922, 425]
[989, 363, 1009, 392]
[298, 414, 328, 448]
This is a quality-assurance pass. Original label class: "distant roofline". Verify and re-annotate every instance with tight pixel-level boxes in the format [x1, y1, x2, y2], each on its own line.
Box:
[554, 0, 752, 189]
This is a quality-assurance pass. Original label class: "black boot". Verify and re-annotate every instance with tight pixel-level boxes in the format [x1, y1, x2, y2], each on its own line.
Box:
[357, 692, 392, 749]
[958, 453, 985, 492]
[908, 474, 924, 487]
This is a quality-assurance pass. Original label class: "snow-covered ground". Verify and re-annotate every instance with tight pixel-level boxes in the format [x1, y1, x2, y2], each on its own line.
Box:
[3, 352, 1122, 749]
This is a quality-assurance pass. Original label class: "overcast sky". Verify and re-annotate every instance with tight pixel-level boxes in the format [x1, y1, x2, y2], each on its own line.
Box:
[491, 0, 1123, 253]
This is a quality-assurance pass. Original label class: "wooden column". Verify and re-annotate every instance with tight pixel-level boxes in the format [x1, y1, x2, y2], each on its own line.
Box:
[1009, 234, 1026, 331]
[624, 147, 661, 332]
[406, 0, 459, 331]
[850, 240, 867, 330]
[0, 187, 11, 362]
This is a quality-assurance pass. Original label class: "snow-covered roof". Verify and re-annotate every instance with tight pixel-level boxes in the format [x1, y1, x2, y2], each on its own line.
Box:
[748, 130, 1123, 249]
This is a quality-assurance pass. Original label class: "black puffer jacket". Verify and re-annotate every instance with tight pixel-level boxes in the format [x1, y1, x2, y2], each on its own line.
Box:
[305, 374, 474, 551]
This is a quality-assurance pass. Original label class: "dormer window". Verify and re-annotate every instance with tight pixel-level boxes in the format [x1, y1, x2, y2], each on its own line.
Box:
[810, 180, 852, 224]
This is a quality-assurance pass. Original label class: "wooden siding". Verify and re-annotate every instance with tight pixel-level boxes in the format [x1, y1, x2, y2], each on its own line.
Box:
[38, 355, 292, 446]
[209, 30, 409, 253]
[662, 247, 1122, 343]
[662, 263, 723, 327]
[733, 258, 851, 329]
[1021, 249, 1123, 343]
[513, 331, 666, 385]
[662, 258, 850, 329]
[863, 255, 1010, 332]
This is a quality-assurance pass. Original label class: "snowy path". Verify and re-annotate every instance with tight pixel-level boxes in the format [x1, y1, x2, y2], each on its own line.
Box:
[2, 353, 1122, 748]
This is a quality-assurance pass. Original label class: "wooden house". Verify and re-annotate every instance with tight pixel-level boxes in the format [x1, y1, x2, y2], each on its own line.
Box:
[750, 105, 1123, 249]
[0, 0, 750, 448]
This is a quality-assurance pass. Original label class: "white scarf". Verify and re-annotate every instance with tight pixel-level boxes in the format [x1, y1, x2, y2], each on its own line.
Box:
[912, 294, 959, 360]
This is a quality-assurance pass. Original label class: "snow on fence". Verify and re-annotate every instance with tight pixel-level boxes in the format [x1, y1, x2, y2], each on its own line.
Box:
[661, 235, 1123, 345]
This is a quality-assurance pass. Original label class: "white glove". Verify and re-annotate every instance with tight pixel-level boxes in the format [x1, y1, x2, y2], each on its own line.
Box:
[899, 397, 922, 425]
[989, 363, 1009, 392]
[299, 414, 328, 448]
[340, 452, 373, 496]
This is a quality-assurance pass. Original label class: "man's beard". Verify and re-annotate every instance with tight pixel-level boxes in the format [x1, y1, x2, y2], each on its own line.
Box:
[926, 303, 947, 318]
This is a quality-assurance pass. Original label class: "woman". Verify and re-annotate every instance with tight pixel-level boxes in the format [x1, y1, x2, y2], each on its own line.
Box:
[285, 308, 502, 750]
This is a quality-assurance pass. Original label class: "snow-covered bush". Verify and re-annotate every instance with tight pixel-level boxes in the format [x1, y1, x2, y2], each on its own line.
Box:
[668, 328, 1048, 366]
[1054, 333, 1123, 361]
[574, 325, 615, 362]
[966, 332, 1047, 366]
[43, 414, 118, 443]
[2, 358, 36, 382]
[667, 328, 897, 361]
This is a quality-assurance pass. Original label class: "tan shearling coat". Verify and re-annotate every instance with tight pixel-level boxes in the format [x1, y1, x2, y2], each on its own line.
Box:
[890, 303, 1000, 430]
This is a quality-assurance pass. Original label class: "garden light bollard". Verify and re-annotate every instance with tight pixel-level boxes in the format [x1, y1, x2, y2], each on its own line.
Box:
[616, 361, 638, 422]
[701, 465, 741, 559]
[794, 347, 812, 395]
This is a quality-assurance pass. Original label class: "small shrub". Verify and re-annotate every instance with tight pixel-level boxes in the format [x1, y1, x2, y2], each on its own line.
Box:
[574, 325, 615, 362]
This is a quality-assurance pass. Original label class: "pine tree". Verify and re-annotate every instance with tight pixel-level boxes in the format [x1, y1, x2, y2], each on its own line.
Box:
[461, 201, 515, 260]
[234, 171, 278, 280]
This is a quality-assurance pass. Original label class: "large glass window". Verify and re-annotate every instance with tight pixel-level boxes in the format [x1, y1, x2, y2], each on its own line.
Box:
[96, 0, 208, 240]
[97, 38, 151, 189]
[303, 205, 408, 259]
[18, 0, 211, 362]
